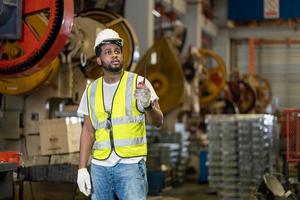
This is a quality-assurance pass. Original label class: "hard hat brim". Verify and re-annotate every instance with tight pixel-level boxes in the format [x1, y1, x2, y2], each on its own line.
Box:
[97, 39, 123, 49]
[94, 39, 123, 56]
[103, 38, 123, 46]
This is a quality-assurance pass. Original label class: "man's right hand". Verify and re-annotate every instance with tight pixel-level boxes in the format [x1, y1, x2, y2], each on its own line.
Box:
[77, 168, 91, 196]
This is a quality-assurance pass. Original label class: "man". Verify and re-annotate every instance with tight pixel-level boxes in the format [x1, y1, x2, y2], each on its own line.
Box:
[76, 28, 163, 200]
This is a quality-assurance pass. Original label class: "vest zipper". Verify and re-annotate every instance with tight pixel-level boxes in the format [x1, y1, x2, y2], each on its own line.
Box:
[107, 115, 115, 150]
[109, 129, 115, 150]
[103, 72, 124, 152]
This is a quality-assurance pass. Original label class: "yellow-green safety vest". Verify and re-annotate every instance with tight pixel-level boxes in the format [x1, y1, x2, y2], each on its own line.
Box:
[87, 71, 147, 160]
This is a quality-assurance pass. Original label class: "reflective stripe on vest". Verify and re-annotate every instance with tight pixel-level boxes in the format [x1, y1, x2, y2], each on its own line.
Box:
[90, 112, 145, 130]
[93, 135, 146, 149]
[87, 71, 147, 160]
[88, 79, 104, 129]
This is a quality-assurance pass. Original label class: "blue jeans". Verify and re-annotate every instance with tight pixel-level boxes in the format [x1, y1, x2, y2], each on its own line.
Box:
[90, 160, 148, 200]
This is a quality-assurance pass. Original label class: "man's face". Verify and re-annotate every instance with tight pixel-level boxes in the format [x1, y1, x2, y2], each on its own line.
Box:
[99, 43, 123, 72]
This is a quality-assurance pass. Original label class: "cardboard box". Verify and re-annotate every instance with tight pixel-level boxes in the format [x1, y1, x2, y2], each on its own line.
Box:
[63, 104, 79, 112]
[23, 181, 77, 200]
[39, 117, 82, 155]
[26, 134, 41, 156]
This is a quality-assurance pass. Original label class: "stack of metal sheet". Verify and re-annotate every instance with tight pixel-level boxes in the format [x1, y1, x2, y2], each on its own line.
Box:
[237, 116, 254, 199]
[206, 114, 276, 200]
[145, 145, 162, 170]
[159, 132, 189, 184]
[206, 115, 223, 191]
[146, 125, 162, 170]
[147, 129, 190, 185]
[176, 131, 190, 184]
[221, 116, 239, 200]
[159, 131, 190, 184]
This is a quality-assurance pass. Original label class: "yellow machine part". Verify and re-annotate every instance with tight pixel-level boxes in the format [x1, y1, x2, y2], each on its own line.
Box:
[198, 49, 227, 106]
[75, 10, 138, 79]
[0, 58, 60, 95]
[135, 38, 185, 113]
[0, 14, 60, 95]
[243, 74, 272, 113]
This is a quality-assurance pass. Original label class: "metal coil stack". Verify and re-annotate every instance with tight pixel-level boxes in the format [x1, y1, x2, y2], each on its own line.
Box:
[159, 131, 190, 184]
[206, 114, 276, 200]
[221, 116, 239, 200]
[206, 115, 223, 191]
[147, 126, 190, 186]
[237, 116, 254, 199]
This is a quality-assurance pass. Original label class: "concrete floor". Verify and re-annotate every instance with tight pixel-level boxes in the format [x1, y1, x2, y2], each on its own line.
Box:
[148, 182, 219, 200]
[24, 181, 219, 200]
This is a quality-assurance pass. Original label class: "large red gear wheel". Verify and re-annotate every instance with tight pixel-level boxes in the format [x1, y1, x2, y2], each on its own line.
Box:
[0, 0, 73, 77]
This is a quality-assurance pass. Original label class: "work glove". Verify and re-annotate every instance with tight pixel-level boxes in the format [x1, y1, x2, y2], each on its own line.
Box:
[77, 168, 91, 196]
[135, 82, 151, 109]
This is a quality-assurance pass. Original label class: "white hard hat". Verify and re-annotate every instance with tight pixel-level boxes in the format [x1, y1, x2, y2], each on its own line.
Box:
[94, 29, 123, 52]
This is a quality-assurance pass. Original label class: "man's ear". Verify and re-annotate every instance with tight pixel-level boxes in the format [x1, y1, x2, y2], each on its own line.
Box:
[96, 57, 102, 66]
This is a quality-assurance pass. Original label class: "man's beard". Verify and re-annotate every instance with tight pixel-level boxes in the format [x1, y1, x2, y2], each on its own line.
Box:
[103, 63, 123, 72]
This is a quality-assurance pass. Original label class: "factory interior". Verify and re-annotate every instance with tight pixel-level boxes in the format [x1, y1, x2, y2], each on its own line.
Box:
[1, 0, 300, 199]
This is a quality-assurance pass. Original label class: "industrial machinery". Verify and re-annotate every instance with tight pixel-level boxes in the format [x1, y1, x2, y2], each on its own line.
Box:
[256, 173, 297, 200]
[0, 1, 138, 95]
[134, 38, 185, 113]
[243, 74, 272, 113]
[224, 80, 256, 113]
[0, 0, 73, 76]
[198, 49, 227, 106]
[0, 0, 22, 39]
[0, 15, 61, 95]
[0, 0, 74, 95]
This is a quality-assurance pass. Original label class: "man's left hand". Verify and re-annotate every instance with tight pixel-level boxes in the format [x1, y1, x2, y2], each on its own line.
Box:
[135, 83, 151, 109]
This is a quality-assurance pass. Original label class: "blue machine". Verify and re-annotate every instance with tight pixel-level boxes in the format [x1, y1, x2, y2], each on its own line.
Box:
[0, 0, 22, 39]
[228, 0, 300, 21]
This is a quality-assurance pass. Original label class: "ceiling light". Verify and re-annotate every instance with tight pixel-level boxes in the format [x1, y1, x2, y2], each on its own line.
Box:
[152, 10, 161, 17]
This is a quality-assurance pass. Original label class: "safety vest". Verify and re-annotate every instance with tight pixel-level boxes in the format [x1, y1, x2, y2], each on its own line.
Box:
[87, 71, 147, 160]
